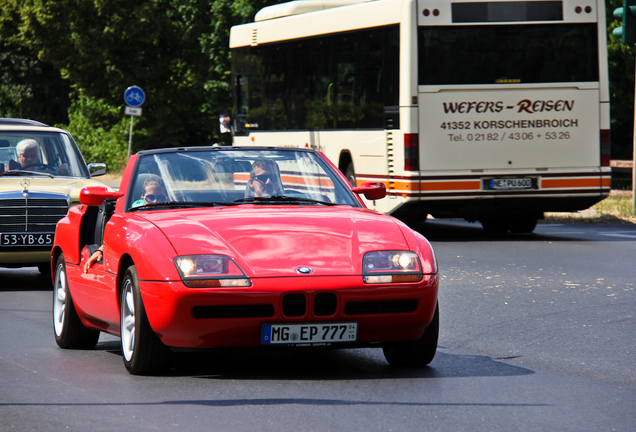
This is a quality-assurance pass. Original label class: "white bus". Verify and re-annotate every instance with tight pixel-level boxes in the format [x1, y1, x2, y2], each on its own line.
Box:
[229, 0, 611, 233]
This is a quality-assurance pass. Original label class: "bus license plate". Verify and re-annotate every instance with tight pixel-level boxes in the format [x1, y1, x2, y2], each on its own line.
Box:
[1, 233, 54, 247]
[261, 322, 358, 345]
[489, 178, 533, 190]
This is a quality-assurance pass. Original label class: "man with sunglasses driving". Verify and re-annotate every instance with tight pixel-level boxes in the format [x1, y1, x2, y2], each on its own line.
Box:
[247, 159, 283, 198]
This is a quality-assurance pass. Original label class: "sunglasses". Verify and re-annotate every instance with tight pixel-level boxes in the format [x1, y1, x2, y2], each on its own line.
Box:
[252, 174, 273, 183]
[145, 194, 168, 203]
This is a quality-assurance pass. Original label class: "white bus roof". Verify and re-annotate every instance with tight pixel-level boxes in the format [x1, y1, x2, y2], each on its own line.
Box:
[231, 0, 401, 48]
[232, 0, 601, 48]
[255, 0, 373, 22]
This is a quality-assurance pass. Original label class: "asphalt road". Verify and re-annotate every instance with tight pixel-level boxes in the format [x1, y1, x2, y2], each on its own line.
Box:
[1, 220, 634, 432]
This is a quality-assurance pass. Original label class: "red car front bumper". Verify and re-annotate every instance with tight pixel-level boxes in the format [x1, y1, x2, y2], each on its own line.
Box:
[139, 274, 439, 348]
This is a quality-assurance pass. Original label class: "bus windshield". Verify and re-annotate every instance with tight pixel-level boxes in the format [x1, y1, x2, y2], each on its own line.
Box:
[418, 23, 599, 85]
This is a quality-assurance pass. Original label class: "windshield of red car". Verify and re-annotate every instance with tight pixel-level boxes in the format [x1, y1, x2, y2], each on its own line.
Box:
[127, 148, 361, 209]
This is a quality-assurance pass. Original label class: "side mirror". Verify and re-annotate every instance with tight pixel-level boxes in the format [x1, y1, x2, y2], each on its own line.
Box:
[87, 163, 107, 177]
[352, 181, 386, 201]
[80, 186, 123, 206]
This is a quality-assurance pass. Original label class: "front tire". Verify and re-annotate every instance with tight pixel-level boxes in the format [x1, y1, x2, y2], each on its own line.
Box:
[53, 254, 100, 349]
[382, 303, 439, 367]
[120, 265, 170, 375]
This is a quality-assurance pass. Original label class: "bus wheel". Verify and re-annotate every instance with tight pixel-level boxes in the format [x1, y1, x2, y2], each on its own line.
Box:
[509, 217, 538, 234]
[479, 217, 510, 234]
[345, 163, 356, 187]
[397, 213, 428, 227]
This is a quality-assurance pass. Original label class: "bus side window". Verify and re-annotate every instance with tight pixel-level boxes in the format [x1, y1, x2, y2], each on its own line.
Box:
[234, 74, 251, 135]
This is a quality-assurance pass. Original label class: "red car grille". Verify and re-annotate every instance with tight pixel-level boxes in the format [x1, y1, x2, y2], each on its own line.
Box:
[314, 293, 337, 316]
[282, 293, 338, 317]
[282, 293, 306, 317]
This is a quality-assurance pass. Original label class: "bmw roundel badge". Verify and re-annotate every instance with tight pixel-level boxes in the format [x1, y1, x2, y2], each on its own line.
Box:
[296, 267, 313, 274]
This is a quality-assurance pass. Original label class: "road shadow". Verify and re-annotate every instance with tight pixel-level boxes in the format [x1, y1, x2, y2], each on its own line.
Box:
[411, 218, 636, 243]
[187, 350, 533, 381]
[96, 339, 532, 381]
[0, 267, 52, 291]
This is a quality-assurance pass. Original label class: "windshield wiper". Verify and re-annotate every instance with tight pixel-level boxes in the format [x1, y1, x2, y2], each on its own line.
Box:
[234, 195, 336, 206]
[128, 201, 239, 212]
[1, 170, 54, 178]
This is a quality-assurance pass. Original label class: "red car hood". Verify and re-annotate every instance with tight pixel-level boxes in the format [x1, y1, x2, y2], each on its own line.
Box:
[141, 206, 410, 277]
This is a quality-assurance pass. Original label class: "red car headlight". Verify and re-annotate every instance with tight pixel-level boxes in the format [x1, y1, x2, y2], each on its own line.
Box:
[362, 251, 423, 284]
[174, 255, 251, 288]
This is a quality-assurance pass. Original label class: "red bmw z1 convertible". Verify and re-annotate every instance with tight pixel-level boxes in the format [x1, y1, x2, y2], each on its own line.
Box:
[51, 146, 439, 375]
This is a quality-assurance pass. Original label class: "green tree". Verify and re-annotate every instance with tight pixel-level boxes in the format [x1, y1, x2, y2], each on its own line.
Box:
[0, 42, 70, 124]
[607, 0, 635, 161]
[0, 2, 69, 124]
[7, 0, 270, 153]
[63, 92, 130, 171]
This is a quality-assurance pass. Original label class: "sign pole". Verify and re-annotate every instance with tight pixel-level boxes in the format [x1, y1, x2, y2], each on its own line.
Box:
[128, 115, 134, 160]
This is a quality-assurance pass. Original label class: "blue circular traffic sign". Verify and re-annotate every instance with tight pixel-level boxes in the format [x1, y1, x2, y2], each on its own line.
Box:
[124, 85, 145, 107]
